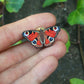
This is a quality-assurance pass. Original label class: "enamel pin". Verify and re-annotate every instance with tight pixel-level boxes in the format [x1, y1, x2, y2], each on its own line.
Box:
[22, 26, 60, 48]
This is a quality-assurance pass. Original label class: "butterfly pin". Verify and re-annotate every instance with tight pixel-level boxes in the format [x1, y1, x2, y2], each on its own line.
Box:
[22, 26, 60, 48]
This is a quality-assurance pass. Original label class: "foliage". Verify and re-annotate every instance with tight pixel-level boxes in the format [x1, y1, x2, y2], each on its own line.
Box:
[6, 0, 24, 13]
[70, 78, 84, 84]
[0, 0, 24, 13]
[0, 14, 3, 18]
[11, 40, 23, 46]
[66, 40, 70, 52]
[68, 0, 84, 25]
[43, 0, 84, 25]
[42, 0, 67, 8]
[63, 28, 70, 52]
[0, 0, 4, 3]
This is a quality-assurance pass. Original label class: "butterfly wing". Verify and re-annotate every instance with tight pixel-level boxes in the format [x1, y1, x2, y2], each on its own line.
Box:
[22, 30, 43, 48]
[43, 26, 60, 47]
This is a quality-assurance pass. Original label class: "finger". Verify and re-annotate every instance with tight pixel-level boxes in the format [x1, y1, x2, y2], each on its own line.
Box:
[0, 41, 65, 84]
[56, 29, 68, 43]
[0, 29, 67, 72]
[0, 29, 68, 72]
[0, 42, 40, 72]
[13, 56, 58, 84]
[0, 13, 56, 51]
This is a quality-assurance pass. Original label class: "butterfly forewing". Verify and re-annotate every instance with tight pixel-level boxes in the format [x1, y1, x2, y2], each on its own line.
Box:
[22, 30, 43, 48]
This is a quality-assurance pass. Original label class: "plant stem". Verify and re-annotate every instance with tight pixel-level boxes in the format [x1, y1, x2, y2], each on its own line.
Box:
[78, 25, 84, 68]
[71, 41, 78, 45]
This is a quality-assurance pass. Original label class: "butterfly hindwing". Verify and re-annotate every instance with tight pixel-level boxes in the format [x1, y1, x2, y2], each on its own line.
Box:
[43, 26, 60, 47]
[22, 30, 43, 48]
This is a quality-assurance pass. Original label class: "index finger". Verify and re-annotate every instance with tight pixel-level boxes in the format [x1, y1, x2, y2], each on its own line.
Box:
[0, 13, 56, 52]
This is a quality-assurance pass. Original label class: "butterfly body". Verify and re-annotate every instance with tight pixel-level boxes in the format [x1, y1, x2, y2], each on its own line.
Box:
[22, 26, 60, 48]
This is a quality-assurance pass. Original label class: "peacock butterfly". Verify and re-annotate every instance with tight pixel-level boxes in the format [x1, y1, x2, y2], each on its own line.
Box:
[22, 26, 60, 48]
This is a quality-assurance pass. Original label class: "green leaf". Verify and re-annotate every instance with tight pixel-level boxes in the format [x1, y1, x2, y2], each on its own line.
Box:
[77, 0, 84, 9]
[68, 8, 84, 25]
[54, 0, 67, 3]
[42, 0, 67, 8]
[11, 39, 26, 46]
[66, 40, 70, 53]
[65, 31, 70, 53]
[5, 0, 24, 13]
[42, 0, 54, 8]
[67, 0, 84, 25]
[0, 0, 4, 3]
[0, 14, 3, 18]
[11, 40, 23, 46]
[70, 78, 84, 84]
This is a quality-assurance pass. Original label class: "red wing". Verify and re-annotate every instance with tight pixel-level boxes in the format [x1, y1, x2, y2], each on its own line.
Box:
[43, 26, 60, 47]
[22, 30, 43, 48]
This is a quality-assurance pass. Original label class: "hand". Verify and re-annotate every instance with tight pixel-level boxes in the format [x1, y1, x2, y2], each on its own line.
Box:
[0, 13, 68, 84]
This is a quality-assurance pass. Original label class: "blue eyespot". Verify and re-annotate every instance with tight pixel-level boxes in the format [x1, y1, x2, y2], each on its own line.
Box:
[57, 26, 60, 31]
[32, 40, 36, 44]
[22, 32, 26, 36]
[49, 37, 53, 41]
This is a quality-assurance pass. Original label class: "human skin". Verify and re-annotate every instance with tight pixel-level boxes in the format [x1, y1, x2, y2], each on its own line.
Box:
[0, 13, 68, 84]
